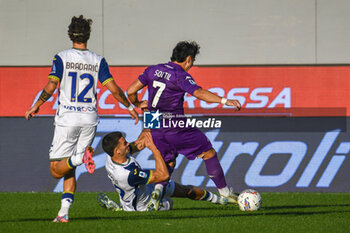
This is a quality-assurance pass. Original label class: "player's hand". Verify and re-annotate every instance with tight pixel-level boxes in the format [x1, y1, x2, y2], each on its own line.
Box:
[139, 100, 149, 112]
[135, 100, 148, 109]
[25, 106, 40, 120]
[134, 129, 151, 151]
[225, 99, 241, 111]
[128, 108, 139, 125]
[135, 100, 148, 112]
[144, 132, 157, 151]
[141, 107, 149, 112]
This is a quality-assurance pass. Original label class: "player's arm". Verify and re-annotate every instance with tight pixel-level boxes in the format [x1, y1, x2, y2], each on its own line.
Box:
[104, 80, 140, 124]
[143, 132, 169, 183]
[25, 78, 58, 120]
[128, 129, 151, 154]
[126, 79, 148, 109]
[193, 88, 241, 110]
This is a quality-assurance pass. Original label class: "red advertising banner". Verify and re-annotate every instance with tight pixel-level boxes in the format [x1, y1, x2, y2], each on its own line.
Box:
[0, 66, 349, 116]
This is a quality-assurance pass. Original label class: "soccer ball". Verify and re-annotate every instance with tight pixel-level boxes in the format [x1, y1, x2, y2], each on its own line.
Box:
[237, 189, 262, 211]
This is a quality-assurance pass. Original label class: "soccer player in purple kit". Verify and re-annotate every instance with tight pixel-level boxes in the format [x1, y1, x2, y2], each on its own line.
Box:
[127, 41, 241, 210]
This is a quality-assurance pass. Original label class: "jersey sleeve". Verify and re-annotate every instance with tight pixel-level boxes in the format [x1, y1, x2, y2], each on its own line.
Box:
[127, 165, 152, 186]
[138, 67, 151, 86]
[48, 55, 63, 82]
[177, 73, 201, 95]
[98, 58, 114, 86]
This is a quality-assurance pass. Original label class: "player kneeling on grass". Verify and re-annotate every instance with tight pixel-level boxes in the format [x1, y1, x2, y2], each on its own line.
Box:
[98, 131, 227, 212]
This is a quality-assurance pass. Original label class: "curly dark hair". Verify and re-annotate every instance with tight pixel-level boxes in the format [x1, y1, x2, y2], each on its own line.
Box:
[68, 15, 92, 43]
[170, 41, 200, 62]
[102, 132, 124, 157]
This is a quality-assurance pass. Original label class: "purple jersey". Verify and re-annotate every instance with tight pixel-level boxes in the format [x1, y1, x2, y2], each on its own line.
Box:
[138, 62, 201, 115]
[138, 62, 212, 162]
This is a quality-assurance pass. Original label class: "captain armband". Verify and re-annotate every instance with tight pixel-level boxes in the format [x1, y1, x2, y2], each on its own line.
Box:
[39, 89, 52, 102]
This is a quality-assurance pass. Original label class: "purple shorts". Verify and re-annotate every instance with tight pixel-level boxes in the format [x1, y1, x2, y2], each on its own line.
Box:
[151, 128, 212, 163]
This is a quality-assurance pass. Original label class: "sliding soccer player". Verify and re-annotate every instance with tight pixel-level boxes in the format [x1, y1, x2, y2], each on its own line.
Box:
[98, 131, 226, 211]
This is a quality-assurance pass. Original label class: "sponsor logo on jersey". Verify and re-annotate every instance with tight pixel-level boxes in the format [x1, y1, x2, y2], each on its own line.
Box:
[62, 105, 97, 112]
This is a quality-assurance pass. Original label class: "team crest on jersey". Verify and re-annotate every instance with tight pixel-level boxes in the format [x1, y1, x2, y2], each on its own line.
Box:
[186, 76, 196, 85]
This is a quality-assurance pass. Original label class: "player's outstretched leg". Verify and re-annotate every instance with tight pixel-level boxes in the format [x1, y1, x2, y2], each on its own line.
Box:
[172, 183, 230, 205]
[202, 149, 238, 204]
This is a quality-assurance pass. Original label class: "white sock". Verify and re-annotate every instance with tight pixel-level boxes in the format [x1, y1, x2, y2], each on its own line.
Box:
[199, 191, 220, 204]
[208, 192, 220, 204]
[218, 186, 230, 197]
[58, 198, 73, 216]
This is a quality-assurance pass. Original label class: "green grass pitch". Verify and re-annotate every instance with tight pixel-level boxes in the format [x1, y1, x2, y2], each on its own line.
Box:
[0, 192, 349, 233]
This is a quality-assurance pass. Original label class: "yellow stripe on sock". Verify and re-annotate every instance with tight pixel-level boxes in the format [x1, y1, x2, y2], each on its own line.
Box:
[199, 190, 207, 200]
[63, 191, 74, 194]
[66, 159, 73, 169]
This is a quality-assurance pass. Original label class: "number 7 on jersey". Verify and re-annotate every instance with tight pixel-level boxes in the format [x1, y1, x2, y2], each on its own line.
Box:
[152, 80, 166, 108]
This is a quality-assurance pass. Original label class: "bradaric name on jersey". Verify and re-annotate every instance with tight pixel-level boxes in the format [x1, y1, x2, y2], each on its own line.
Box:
[66, 62, 99, 72]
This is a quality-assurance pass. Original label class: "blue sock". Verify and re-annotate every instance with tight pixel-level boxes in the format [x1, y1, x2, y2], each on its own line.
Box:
[200, 190, 211, 201]
[62, 192, 74, 203]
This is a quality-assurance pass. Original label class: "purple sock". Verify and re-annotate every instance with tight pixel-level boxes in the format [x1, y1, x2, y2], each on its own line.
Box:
[204, 153, 227, 189]
[157, 163, 175, 187]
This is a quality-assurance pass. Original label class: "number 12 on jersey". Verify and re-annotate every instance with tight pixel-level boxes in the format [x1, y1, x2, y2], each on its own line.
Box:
[69, 72, 94, 103]
[152, 80, 166, 107]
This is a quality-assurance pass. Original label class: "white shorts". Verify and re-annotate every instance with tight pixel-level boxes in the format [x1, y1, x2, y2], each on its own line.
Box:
[49, 125, 96, 161]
